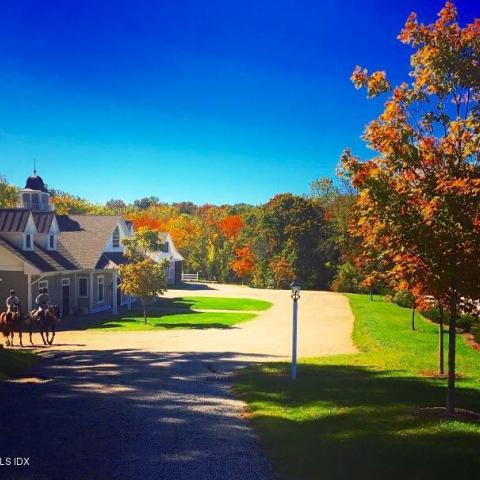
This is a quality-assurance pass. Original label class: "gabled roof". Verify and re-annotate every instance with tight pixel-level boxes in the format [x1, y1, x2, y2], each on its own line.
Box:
[96, 252, 131, 269]
[56, 215, 122, 269]
[32, 212, 55, 234]
[0, 209, 31, 233]
[0, 237, 78, 273]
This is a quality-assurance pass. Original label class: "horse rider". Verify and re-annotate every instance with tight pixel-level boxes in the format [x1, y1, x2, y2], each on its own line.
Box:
[34, 288, 50, 320]
[6, 290, 21, 315]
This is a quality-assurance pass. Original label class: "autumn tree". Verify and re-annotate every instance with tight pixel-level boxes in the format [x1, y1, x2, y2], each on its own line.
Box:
[0, 175, 18, 208]
[342, 2, 480, 413]
[119, 228, 168, 323]
[231, 246, 255, 282]
[119, 259, 167, 323]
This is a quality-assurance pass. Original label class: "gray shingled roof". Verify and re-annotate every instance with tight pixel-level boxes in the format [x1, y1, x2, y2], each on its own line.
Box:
[0, 237, 78, 272]
[56, 215, 122, 269]
[32, 212, 55, 234]
[0, 209, 30, 233]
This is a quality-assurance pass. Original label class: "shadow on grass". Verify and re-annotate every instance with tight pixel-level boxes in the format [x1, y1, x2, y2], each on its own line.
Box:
[235, 363, 480, 480]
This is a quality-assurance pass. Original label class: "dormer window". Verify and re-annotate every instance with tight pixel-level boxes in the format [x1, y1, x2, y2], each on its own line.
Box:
[24, 233, 33, 250]
[112, 227, 120, 248]
[49, 234, 56, 250]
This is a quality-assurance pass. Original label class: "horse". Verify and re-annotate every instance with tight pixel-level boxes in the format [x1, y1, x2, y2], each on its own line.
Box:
[28, 305, 61, 346]
[0, 306, 24, 347]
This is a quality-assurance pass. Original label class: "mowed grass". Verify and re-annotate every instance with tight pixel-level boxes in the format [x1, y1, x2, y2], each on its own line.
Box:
[0, 348, 38, 380]
[157, 296, 273, 311]
[90, 310, 257, 331]
[234, 294, 480, 480]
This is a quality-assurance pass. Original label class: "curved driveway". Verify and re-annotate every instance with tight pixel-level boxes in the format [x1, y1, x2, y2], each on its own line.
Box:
[0, 285, 355, 480]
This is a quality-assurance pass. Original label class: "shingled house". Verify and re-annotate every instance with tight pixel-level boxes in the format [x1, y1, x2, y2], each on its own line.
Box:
[0, 171, 183, 316]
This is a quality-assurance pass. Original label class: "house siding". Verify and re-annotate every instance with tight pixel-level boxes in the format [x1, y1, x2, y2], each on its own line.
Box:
[0, 271, 28, 310]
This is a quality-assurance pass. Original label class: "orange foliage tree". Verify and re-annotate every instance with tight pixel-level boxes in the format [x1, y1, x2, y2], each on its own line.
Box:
[342, 2, 480, 413]
[231, 246, 255, 280]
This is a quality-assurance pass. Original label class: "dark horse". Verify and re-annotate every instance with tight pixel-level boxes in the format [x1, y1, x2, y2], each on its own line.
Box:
[28, 305, 61, 346]
[0, 306, 24, 347]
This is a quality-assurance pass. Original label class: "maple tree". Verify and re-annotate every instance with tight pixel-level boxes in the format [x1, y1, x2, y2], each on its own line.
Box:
[342, 2, 480, 413]
[231, 246, 255, 281]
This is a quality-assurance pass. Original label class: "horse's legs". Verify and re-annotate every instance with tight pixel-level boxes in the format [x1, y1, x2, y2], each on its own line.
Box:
[48, 325, 55, 345]
[40, 326, 47, 346]
[18, 329, 23, 348]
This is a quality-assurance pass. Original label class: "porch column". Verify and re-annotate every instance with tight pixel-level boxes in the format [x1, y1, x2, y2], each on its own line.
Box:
[112, 270, 118, 315]
[89, 272, 94, 313]
[27, 274, 32, 312]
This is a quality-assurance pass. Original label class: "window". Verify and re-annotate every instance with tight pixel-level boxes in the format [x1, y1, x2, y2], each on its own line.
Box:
[62, 278, 70, 287]
[78, 278, 88, 297]
[22, 193, 30, 207]
[32, 193, 39, 209]
[25, 234, 32, 250]
[97, 276, 104, 303]
[162, 241, 169, 253]
[49, 235, 55, 249]
[112, 226, 120, 248]
[38, 280, 48, 293]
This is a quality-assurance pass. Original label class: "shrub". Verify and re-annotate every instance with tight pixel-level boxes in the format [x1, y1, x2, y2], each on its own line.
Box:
[392, 290, 415, 309]
[457, 314, 478, 333]
[331, 263, 362, 293]
[472, 324, 480, 344]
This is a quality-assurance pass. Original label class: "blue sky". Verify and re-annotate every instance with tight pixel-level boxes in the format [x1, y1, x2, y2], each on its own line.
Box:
[0, 0, 478, 205]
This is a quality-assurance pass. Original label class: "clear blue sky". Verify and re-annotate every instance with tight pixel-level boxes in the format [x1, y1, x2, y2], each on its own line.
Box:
[0, 0, 477, 205]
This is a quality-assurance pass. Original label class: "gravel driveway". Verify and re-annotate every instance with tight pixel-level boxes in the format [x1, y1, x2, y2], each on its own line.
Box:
[0, 285, 355, 480]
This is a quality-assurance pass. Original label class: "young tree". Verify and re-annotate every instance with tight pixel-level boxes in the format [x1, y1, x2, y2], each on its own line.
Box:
[342, 2, 480, 413]
[119, 259, 167, 323]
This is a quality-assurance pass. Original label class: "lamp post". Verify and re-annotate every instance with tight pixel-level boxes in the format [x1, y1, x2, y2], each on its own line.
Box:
[290, 279, 301, 380]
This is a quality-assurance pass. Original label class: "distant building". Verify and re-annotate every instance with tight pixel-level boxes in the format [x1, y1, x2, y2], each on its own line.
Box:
[0, 170, 182, 316]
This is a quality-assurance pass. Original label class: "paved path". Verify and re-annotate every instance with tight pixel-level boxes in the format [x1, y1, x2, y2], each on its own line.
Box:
[0, 285, 355, 480]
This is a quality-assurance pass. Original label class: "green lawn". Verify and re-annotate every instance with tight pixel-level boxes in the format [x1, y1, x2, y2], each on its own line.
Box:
[0, 348, 38, 380]
[90, 310, 257, 331]
[156, 296, 273, 311]
[233, 294, 480, 480]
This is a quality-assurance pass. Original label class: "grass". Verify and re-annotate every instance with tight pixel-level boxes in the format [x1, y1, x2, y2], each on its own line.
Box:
[155, 296, 273, 311]
[0, 348, 38, 380]
[89, 310, 257, 331]
[233, 294, 480, 480]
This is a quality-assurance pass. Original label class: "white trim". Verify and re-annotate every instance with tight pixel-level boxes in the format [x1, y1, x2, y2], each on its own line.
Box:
[62, 278, 70, 287]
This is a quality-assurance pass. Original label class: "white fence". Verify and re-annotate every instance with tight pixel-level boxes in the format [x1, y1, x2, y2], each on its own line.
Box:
[181, 272, 199, 282]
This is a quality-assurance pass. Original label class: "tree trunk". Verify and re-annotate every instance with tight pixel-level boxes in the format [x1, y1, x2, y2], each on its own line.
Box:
[142, 300, 147, 324]
[446, 301, 457, 413]
[370, 291, 373, 301]
[439, 307, 445, 375]
[411, 301, 415, 331]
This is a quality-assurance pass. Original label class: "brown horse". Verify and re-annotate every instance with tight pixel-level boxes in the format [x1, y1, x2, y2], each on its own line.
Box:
[0, 306, 24, 347]
[28, 305, 61, 346]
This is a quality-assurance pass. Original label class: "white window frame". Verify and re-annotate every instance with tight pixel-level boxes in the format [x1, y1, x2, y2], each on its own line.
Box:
[112, 226, 120, 248]
[62, 278, 70, 287]
[38, 280, 48, 293]
[78, 277, 88, 298]
[24, 233, 33, 250]
[97, 276, 105, 303]
[48, 234, 56, 250]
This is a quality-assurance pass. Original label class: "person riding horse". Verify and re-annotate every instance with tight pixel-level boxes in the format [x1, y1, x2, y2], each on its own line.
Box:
[6, 290, 21, 316]
[34, 288, 50, 322]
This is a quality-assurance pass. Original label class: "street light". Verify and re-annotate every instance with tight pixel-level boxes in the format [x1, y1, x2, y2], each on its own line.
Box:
[290, 279, 301, 380]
